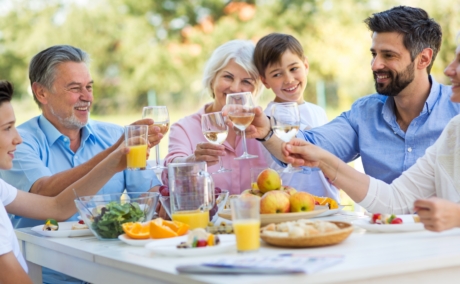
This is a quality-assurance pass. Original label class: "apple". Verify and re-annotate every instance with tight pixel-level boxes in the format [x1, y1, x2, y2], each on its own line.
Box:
[159, 185, 169, 197]
[260, 191, 290, 214]
[280, 186, 297, 196]
[250, 189, 263, 197]
[240, 192, 259, 199]
[289, 192, 315, 212]
[257, 169, 282, 194]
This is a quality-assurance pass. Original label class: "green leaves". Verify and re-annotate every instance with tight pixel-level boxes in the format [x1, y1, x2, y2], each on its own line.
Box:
[91, 201, 145, 239]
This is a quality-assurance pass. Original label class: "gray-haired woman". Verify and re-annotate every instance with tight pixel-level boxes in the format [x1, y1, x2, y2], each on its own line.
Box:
[162, 40, 268, 195]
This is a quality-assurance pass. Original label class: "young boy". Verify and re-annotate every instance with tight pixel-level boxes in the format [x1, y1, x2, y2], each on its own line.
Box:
[254, 33, 340, 201]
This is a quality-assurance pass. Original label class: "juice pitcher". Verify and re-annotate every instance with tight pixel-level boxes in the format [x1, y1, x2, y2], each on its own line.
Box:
[161, 162, 215, 229]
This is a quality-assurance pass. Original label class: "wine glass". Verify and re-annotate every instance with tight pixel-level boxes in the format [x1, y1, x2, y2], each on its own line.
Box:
[201, 112, 233, 174]
[271, 102, 301, 173]
[226, 92, 258, 160]
[142, 106, 170, 170]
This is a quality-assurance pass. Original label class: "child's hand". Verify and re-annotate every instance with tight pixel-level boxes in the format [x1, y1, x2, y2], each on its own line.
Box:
[105, 143, 130, 173]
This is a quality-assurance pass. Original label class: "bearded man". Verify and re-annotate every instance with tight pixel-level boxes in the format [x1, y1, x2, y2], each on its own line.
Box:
[244, 6, 460, 184]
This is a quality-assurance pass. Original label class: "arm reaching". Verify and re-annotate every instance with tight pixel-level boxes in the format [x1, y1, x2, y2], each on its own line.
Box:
[6, 145, 131, 221]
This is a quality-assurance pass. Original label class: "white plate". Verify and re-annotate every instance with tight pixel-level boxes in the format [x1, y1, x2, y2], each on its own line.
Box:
[145, 234, 236, 256]
[118, 234, 157, 246]
[352, 216, 425, 233]
[314, 205, 346, 218]
[31, 221, 93, 238]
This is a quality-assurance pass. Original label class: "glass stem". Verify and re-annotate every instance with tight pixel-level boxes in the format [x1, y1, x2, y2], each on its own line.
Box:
[218, 156, 224, 170]
[242, 130, 248, 155]
[155, 144, 161, 167]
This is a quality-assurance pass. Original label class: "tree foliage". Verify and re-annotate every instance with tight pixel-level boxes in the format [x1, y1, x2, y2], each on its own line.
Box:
[0, 0, 459, 114]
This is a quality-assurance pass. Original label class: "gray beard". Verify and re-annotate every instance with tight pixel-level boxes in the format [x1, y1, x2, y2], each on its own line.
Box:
[49, 105, 88, 130]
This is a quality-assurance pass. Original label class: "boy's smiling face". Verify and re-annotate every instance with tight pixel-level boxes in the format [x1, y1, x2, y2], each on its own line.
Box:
[261, 50, 309, 104]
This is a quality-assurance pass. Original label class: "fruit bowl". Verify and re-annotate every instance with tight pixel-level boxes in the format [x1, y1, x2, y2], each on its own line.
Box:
[218, 205, 329, 226]
[159, 189, 229, 223]
[75, 192, 160, 241]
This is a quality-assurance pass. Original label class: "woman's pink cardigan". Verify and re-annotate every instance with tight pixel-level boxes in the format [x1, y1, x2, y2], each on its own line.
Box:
[162, 104, 268, 195]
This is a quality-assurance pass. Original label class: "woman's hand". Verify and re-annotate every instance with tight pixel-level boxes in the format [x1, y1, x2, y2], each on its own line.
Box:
[414, 197, 460, 232]
[282, 138, 324, 168]
[180, 142, 225, 167]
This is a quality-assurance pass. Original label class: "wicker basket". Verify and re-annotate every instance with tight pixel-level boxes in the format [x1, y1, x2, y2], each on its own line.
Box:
[260, 221, 353, 248]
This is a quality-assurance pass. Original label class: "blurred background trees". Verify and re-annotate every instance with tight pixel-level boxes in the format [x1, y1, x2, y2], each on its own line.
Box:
[1, 0, 459, 115]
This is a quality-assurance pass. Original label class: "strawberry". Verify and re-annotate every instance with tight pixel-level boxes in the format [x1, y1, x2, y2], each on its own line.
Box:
[390, 218, 403, 224]
[371, 213, 381, 224]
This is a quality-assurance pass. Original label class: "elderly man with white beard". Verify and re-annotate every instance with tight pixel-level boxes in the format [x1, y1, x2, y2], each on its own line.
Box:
[0, 45, 164, 283]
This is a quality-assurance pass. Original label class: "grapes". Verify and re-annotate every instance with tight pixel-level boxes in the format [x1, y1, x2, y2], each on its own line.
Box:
[159, 185, 170, 197]
[214, 187, 222, 194]
[209, 204, 218, 221]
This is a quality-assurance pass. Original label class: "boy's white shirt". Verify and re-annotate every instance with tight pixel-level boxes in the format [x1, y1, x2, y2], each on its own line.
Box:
[0, 179, 28, 273]
[263, 100, 341, 201]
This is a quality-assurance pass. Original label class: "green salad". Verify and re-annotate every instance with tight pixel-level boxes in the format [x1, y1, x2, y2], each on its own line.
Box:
[91, 201, 145, 239]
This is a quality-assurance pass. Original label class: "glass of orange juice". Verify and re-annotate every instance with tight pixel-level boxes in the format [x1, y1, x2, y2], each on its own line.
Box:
[250, 167, 268, 190]
[231, 196, 260, 253]
[167, 162, 215, 230]
[125, 125, 148, 170]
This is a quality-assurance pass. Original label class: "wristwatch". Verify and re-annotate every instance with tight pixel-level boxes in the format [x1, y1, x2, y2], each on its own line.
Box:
[256, 115, 273, 142]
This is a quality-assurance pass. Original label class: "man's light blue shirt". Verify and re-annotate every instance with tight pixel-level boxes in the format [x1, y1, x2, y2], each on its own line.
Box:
[0, 115, 162, 228]
[275, 76, 460, 183]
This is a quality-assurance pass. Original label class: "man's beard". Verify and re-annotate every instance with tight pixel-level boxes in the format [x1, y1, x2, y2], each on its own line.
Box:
[374, 61, 415, 97]
[49, 104, 89, 130]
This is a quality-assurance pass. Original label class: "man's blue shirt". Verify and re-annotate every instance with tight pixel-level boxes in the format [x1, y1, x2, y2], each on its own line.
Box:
[0, 115, 162, 228]
[276, 76, 460, 183]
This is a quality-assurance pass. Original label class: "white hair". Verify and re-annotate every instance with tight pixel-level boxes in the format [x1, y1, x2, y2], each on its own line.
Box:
[202, 39, 263, 99]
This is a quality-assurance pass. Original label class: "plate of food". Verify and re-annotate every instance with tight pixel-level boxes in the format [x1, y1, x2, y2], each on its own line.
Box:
[31, 219, 93, 238]
[260, 219, 353, 247]
[352, 214, 425, 233]
[118, 234, 157, 246]
[218, 206, 329, 226]
[145, 228, 236, 257]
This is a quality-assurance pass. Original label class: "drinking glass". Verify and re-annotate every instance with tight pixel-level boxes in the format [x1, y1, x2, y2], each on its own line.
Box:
[142, 106, 170, 170]
[271, 102, 302, 173]
[201, 112, 233, 174]
[231, 196, 260, 253]
[124, 125, 149, 171]
[250, 167, 268, 190]
[226, 92, 258, 160]
[162, 162, 215, 229]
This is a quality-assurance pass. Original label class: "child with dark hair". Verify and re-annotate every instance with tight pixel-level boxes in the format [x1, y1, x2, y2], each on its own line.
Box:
[0, 80, 132, 283]
[254, 33, 340, 201]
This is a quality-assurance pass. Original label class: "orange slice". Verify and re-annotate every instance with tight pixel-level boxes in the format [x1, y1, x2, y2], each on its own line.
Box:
[122, 222, 150, 239]
[174, 221, 190, 236]
[150, 219, 178, 239]
[313, 196, 339, 209]
[163, 220, 179, 232]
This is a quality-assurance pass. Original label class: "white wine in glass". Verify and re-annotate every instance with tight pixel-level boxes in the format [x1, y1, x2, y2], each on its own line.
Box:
[142, 106, 169, 170]
[271, 102, 301, 173]
[226, 92, 258, 160]
[201, 112, 232, 174]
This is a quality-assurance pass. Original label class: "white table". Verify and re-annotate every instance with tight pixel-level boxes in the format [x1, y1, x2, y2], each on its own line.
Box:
[16, 214, 460, 284]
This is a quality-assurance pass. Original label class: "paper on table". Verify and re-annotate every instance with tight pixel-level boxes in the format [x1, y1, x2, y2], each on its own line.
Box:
[202, 254, 344, 274]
